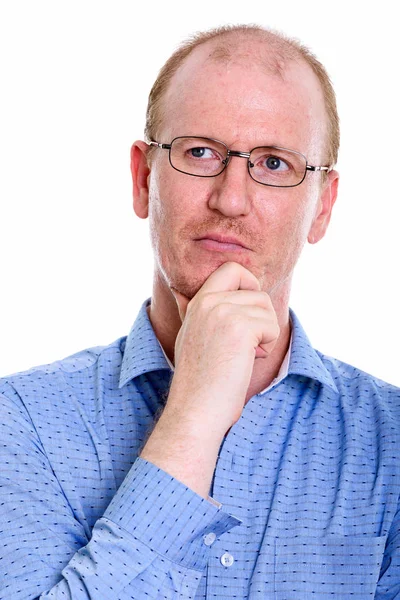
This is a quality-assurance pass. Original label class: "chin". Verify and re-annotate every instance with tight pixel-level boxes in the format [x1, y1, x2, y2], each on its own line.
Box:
[158, 258, 217, 300]
[168, 269, 211, 300]
[159, 253, 269, 300]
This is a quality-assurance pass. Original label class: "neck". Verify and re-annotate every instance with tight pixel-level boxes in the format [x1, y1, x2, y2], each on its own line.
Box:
[147, 270, 292, 402]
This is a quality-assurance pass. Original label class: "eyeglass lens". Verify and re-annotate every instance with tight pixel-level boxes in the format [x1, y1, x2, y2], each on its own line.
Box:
[169, 137, 307, 187]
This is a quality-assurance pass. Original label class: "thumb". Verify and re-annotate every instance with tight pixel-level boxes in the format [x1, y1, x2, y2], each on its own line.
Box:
[170, 287, 190, 322]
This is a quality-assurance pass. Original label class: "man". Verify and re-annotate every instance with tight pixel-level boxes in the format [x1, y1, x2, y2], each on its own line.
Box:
[0, 23, 399, 599]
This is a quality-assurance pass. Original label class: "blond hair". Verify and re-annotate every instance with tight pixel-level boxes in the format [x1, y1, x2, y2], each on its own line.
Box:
[145, 24, 340, 166]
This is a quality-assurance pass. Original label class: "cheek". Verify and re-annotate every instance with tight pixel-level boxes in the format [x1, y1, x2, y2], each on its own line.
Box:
[148, 167, 177, 225]
[289, 180, 320, 230]
[147, 168, 188, 258]
[147, 171, 170, 259]
[149, 164, 205, 232]
[268, 187, 319, 258]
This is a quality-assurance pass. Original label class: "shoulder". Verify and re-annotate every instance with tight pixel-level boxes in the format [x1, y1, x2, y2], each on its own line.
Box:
[316, 349, 400, 416]
[0, 336, 127, 412]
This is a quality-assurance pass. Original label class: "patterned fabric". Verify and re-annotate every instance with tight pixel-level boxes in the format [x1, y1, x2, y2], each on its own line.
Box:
[0, 297, 399, 599]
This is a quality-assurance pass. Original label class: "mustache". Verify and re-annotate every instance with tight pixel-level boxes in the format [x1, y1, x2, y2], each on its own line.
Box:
[184, 220, 250, 240]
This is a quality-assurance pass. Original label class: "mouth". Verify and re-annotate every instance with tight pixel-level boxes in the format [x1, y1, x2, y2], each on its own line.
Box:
[194, 234, 250, 253]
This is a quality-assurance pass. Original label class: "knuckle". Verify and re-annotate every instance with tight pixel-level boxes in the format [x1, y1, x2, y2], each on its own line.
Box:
[198, 291, 215, 311]
[224, 261, 239, 270]
[211, 304, 243, 334]
[211, 301, 230, 321]
[230, 314, 250, 338]
[224, 261, 245, 276]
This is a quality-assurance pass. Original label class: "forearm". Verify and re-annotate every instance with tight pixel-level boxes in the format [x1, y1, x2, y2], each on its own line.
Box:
[140, 385, 228, 499]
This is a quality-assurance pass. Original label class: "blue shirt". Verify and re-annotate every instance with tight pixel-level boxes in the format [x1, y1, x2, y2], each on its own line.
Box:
[0, 297, 399, 599]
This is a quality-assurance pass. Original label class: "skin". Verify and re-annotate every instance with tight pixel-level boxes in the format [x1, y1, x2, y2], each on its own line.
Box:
[131, 38, 339, 497]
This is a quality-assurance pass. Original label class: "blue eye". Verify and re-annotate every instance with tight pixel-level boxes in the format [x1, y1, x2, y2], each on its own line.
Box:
[190, 147, 213, 159]
[265, 156, 289, 171]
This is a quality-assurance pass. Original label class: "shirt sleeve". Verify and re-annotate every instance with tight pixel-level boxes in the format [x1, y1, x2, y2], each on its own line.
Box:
[375, 495, 400, 599]
[0, 389, 241, 599]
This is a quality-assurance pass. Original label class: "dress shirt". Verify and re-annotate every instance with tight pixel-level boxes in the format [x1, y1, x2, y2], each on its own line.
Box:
[0, 297, 399, 599]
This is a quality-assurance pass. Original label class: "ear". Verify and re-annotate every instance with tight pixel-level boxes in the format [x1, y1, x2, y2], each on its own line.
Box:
[131, 140, 151, 219]
[308, 170, 339, 244]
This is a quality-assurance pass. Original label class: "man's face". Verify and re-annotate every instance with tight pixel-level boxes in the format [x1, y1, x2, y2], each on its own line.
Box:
[139, 44, 337, 302]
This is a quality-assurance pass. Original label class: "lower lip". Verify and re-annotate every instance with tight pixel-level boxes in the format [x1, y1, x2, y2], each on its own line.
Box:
[195, 238, 248, 252]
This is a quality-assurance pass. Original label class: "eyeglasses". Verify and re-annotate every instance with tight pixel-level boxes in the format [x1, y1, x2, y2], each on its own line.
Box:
[149, 136, 333, 188]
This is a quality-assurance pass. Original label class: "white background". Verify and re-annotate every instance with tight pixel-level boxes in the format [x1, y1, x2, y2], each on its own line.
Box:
[0, 1, 399, 385]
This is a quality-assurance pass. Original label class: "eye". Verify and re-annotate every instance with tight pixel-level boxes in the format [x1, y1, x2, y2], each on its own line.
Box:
[188, 147, 215, 159]
[264, 155, 289, 171]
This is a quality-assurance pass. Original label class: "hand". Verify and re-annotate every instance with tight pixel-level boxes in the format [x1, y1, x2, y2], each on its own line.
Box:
[169, 261, 280, 432]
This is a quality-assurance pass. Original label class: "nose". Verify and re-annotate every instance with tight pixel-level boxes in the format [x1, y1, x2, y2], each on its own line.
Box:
[207, 155, 252, 217]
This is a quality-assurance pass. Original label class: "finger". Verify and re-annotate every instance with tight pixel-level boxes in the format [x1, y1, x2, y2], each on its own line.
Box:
[247, 311, 280, 356]
[225, 305, 280, 357]
[199, 262, 261, 295]
[213, 290, 273, 311]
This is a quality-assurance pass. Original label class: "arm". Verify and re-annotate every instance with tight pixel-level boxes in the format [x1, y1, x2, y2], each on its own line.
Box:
[141, 262, 280, 498]
[1, 262, 278, 598]
[0, 387, 239, 600]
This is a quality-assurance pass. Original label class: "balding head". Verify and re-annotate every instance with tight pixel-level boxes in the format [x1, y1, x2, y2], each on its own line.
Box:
[145, 25, 339, 167]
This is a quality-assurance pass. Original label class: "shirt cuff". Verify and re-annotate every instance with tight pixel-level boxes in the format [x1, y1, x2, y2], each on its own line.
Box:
[104, 457, 241, 571]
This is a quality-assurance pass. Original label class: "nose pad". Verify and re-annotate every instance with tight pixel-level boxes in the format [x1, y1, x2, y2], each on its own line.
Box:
[222, 156, 231, 167]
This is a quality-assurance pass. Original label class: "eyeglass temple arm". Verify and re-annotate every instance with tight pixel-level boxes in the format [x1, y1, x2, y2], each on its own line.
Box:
[149, 141, 172, 150]
[306, 165, 333, 172]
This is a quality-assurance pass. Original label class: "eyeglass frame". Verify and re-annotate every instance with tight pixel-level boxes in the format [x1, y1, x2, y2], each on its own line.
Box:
[149, 135, 334, 188]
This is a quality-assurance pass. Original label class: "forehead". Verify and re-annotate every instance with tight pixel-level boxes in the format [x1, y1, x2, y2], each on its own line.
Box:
[161, 41, 327, 156]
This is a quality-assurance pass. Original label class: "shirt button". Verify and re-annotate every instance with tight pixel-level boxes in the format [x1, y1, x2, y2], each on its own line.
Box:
[203, 532, 216, 546]
[220, 552, 234, 567]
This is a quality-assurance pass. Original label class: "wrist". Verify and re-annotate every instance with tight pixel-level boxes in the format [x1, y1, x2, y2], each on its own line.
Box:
[140, 407, 224, 499]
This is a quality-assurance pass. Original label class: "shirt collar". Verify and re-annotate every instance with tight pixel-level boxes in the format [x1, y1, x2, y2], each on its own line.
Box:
[118, 298, 171, 388]
[287, 308, 338, 393]
[119, 297, 338, 394]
